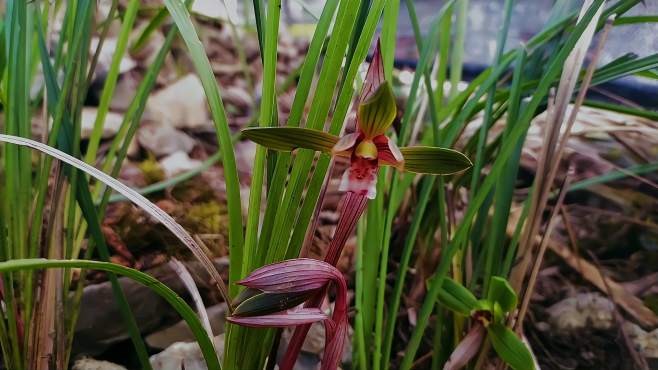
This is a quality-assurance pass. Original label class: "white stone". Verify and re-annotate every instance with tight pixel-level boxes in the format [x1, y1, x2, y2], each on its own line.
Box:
[144, 74, 210, 130]
[80, 108, 124, 139]
[137, 124, 196, 157]
[73, 358, 127, 370]
[159, 151, 203, 179]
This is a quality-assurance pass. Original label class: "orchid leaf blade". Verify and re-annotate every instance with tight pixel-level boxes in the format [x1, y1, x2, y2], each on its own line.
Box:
[488, 323, 535, 370]
[242, 127, 339, 153]
[400, 146, 472, 175]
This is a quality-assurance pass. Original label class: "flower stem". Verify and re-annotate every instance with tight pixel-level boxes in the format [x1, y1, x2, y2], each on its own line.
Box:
[280, 192, 369, 370]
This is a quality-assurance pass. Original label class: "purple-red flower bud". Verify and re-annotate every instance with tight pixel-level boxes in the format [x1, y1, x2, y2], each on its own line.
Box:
[228, 258, 349, 370]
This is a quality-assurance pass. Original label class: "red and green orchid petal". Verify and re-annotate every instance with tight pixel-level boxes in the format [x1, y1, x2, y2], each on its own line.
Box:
[357, 81, 397, 138]
[373, 134, 404, 167]
[355, 39, 396, 139]
[242, 127, 472, 178]
[331, 132, 361, 156]
[228, 258, 349, 370]
[240, 34, 471, 203]
[237, 258, 345, 294]
[339, 155, 379, 199]
[322, 315, 348, 370]
[232, 290, 314, 317]
[359, 39, 386, 103]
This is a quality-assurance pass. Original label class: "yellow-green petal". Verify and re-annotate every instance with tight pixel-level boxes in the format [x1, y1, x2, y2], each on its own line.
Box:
[357, 82, 397, 138]
[437, 277, 479, 316]
[242, 127, 339, 153]
[487, 276, 518, 313]
[399, 146, 472, 175]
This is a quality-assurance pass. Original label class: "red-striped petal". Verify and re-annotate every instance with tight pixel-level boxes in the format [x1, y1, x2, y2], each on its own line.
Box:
[373, 134, 403, 167]
[359, 39, 385, 104]
[227, 308, 328, 328]
[332, 132, 361, 156]
[238, 258, 343, 293]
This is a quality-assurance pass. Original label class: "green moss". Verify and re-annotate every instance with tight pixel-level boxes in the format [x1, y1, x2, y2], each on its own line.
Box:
[139, 155, 165, 184]
[183, 201, 226, 235]
[173, 200, 230, 257]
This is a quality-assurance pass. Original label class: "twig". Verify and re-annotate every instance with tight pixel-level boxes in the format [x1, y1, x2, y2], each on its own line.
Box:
[511, 7, 610, 291]
[515, 167, 573, 332]
[587, 251, 649, 370]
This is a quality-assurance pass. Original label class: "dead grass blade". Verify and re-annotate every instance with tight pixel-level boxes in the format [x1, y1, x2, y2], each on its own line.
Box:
[588, 252, 650, 370]
[0, 134, 232, 311]
[550, 240, 658, 328]
[507, 208, 658, 328]
[515, 167, 573, 331]
[29, 173, 66, 369]
[169, 258, 214, 343]
[510, 0, 607, 290]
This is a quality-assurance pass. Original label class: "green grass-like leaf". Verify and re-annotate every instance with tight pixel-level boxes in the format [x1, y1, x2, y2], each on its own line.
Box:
[163, 0, 244, 295]
[0, 259, 220, 369]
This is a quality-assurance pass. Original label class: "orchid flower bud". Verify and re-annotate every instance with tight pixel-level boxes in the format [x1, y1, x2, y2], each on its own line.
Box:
[227, 258, 349, 370]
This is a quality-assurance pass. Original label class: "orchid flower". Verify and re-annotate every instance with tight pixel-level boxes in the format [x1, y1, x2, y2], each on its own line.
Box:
[439, 276, 535, 370]
[240, 39, 472, 370]
[227, 258, 348, 370]
[241, 41, 472, 199]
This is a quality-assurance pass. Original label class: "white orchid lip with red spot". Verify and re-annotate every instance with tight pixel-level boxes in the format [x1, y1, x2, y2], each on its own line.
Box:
[239, 40, 472, 200]
[228, 258, 348, 370]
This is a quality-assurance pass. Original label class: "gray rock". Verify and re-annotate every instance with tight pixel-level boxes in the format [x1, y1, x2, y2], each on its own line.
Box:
[137, 124, 196, 158]
[80, 108, 124, 140]
[73, 358, 127, 370]
[546, 292, 615, 331]
[159, 151, 203, 178]
[624, 322, 658, 359]
[150, 334, 224, 370]
[146, 304, 227, 350]
[144, 74, 211, 130]
[73, 260, 228, 357]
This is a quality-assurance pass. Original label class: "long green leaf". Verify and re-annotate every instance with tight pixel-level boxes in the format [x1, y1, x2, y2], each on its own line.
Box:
[0, 259, 220, 369]
[437, 278, 478, 316]
[84, 0, 140, 164]
[400, 1, 607, 367]
[163, 0, 244, 292]
[487, 277, 517, 313]
[0, 135, 231, 308]
[35, 11, 154, 368]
